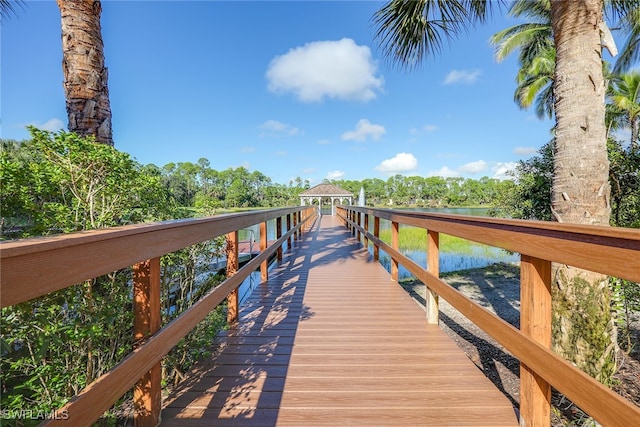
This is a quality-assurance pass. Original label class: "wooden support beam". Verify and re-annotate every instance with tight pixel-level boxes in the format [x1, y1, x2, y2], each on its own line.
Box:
[226, 231, 239, 324]
[133, 258, 161, 427]
[287, 214, 292, 249]
[426, 230, 440, 324]
[363, 213, 369, 248]
[293, 212, 298, 241]
[520, 255, 552, 426]
[261, 221, 268, 282]
[357, 212, 362, 242]
[391, 221, 399, 282]
[373, 216, 380, 262]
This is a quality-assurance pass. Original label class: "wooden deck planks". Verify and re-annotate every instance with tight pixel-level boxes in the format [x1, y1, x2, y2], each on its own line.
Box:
[161, 215, 518, 426]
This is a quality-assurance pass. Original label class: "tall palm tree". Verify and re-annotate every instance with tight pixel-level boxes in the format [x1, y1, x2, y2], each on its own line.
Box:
[57, 0, 113, 146]
[373, 0, 639, 385]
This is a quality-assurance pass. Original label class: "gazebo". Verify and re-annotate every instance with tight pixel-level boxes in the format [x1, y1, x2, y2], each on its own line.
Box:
[299, 183, 354, 216]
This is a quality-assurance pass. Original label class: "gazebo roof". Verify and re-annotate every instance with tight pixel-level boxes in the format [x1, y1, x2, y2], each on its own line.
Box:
[299, 183, 353, 197]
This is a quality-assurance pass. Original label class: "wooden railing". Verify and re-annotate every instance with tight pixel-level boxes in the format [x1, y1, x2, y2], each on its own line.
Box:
[337, 205, 640, 427]
[0, 206, 317, 426]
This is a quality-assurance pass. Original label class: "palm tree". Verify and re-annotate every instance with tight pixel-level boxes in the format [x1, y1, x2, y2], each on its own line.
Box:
[609, 71, 640, 150]
[491, 0, 554, 118]
[57, 0, 113, 146]
[373, 0, 639, 387]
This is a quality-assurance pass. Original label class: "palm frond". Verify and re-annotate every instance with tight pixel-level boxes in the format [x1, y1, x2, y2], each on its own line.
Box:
[372, 0, 504, 69]
[0, 0, 25, 19]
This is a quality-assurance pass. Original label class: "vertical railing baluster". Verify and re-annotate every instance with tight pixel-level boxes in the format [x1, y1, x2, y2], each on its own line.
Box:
[357, 212, 362, 242]
[373, 216, 380, 262]
[226, 231, 239, 323]
[261, 221, 268, 282]
[391, 221, 399, 281]
[520, 255, 552, 426]
[133, 258, 161, 426]
[293, 211, 298, 241]
[426, 230, 440, 324]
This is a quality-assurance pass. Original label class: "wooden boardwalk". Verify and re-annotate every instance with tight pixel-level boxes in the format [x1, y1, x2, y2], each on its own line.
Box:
[162, 215, 518, 426]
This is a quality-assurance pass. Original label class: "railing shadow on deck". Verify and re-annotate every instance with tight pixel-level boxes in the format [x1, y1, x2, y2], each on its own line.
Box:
[162, 221, 323, 425]
[338, 205, 640, 427]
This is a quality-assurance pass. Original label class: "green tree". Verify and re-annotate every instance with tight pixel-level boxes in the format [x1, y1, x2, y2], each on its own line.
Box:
[608, 71, 640, 150]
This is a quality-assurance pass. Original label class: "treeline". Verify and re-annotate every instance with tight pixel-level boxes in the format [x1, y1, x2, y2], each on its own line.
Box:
[2, 132, 515, 239]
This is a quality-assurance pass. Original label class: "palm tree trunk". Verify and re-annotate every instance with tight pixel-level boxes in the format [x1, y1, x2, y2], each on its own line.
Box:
[550, 0, 617, 383]
[57, 0, 113, 146]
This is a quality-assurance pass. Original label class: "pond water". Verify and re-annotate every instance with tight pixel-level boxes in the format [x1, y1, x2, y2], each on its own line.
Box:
[369, 207, 519, 279]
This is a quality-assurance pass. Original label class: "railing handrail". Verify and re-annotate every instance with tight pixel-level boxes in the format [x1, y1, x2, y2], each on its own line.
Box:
[0, 206, 317, 426]
[337, 205, 640, 427]
[1, 207, 306, 308]
[343, 206, 640, 283]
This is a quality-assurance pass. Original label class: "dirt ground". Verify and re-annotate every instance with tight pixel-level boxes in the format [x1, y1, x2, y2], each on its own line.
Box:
[398, 262, 640, 426]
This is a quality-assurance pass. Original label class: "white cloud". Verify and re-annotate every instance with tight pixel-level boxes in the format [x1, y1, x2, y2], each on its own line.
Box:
[259, 120, 300, 137]
[241, 146, 256, 153]
[443, 69, 482, 85]
[29, 118, 65, 132]
[303, 168, 316, 174]
[341, 119, 386, 142]
[326, 170, 345, 180]
[514, 146, 537, 156]
[458, 160, 487, 174]
[428, 166, 460, 178]
[492, 162, 517, 180]
[275, 150, 288, 156]
[266, 38, 384, 102]
[317, 139, 331, 145]
[375, 152, 418, 173]
[409, 124, 439, 136]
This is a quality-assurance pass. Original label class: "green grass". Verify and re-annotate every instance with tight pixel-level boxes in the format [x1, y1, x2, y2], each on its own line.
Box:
[377, 226, 493, 254]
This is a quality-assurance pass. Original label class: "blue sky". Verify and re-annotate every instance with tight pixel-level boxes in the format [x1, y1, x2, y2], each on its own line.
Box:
[3, 1, 557, 185]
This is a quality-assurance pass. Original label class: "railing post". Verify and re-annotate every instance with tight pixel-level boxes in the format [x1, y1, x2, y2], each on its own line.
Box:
[520, 255, 552, 427]
[261, 221, 268, 282]
[357, 212, 361, 242]
[391, 221, 399, 281]
[293, 211, 298, 241]
[373, 216, 380, 262]
[426, 230, 440, 324]
[133, 258, 161, 427]
[297, 211, 302, 240]
[363, 213, 369, 248]
[287, 213, 292, 249]
[226, 231, 239, 323]
[276, 217, 283, 261]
